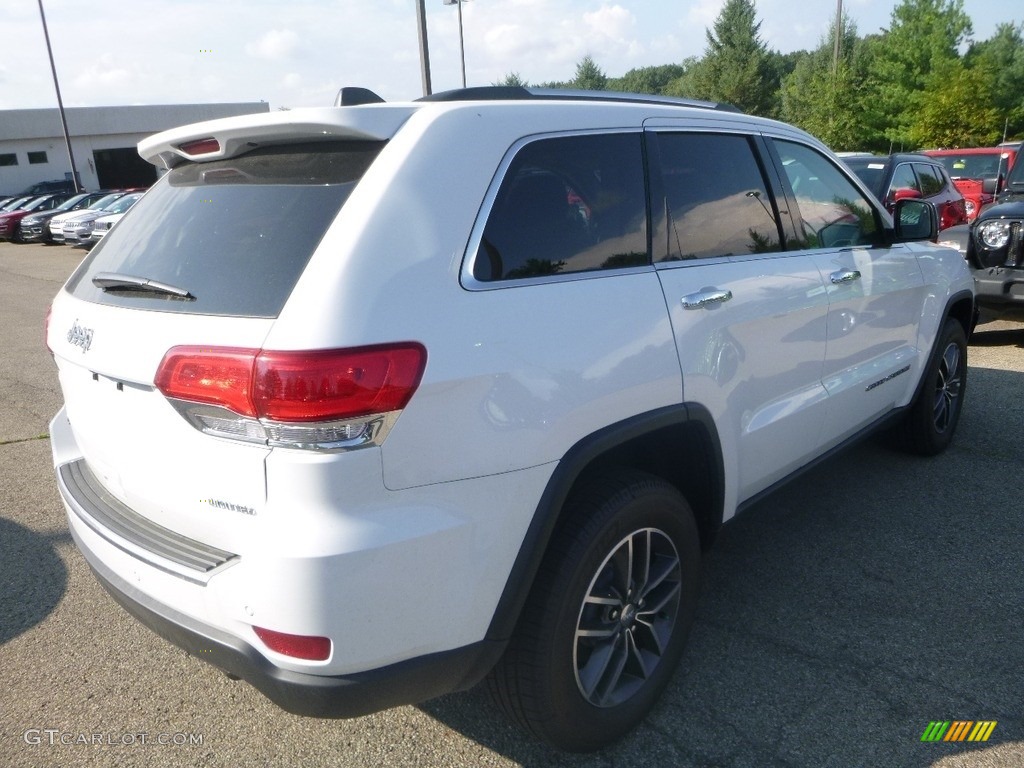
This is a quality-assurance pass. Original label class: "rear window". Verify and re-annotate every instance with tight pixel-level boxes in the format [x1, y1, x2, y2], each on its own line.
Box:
[66, 141, 383, 317]
[844, 159, 886, 199]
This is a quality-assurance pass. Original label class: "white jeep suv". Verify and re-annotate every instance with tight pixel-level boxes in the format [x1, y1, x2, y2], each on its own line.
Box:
[48, 87, 974, 751]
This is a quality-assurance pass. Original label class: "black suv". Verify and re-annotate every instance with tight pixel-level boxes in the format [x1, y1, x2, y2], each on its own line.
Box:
[17, 179, 79, 196]
[965, 155, 1024, 318]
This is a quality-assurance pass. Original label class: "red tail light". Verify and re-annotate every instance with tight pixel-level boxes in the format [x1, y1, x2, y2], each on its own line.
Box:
[938, 200, 967, 231]
[155, 343, 426, 422]
[253, 626, 331, 661]
[44, 303, 52, 352]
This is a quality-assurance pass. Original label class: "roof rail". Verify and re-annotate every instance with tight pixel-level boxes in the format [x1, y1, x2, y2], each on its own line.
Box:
[417, 86, 741, 113]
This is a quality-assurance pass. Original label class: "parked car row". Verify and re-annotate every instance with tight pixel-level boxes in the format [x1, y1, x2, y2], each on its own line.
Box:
[0, 189, 145, 247]
[838, 145, 1019, 229]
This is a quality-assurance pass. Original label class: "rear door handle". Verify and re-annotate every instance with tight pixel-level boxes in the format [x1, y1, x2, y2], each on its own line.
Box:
[830, 269, 861, 284]
[681, 288, 733, 310]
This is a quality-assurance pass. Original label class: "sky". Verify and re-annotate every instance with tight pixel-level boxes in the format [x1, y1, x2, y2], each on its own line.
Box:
[0, 0, 1021, 111]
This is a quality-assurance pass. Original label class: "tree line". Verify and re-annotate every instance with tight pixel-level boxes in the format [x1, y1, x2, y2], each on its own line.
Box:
[496, 0, 1024, 152]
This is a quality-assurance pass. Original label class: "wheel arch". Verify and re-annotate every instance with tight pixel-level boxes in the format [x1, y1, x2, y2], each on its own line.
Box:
[911, 289, 974, 408]
[485, 403, 724, 643]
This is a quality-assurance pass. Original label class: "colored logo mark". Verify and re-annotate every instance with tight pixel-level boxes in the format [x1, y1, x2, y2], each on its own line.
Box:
[921, 721, 997, 742]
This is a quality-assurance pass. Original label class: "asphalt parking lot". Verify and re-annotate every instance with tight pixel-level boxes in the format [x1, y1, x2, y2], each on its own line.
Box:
[1, 240, 1021, 768]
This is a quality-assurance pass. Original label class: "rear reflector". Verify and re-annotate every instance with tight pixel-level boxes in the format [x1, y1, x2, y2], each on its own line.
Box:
[178, 137, 221, 156]
[155, 343, 426, 423]
[253, 626, 331, 661]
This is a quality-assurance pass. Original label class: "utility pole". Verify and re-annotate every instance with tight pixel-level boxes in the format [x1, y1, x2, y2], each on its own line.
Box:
[832, 0, 843, 76]
[416, 0, 432, 96]
[37, 0, 81, 192]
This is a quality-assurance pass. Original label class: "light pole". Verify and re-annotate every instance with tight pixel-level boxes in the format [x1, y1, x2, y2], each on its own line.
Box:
[442, 0, 469, 88]
[37, 0, 82, 192]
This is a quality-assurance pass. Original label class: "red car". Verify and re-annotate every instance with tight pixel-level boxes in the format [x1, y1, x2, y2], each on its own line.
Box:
[0, 193, 75, 242]
[842, 153, 968, 231]
[922, 147, 1017, 221]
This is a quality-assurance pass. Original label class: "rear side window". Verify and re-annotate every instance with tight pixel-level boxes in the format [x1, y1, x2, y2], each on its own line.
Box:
[773, 140, 880, 249]
[890, 162, 921, 202]
[915, 163, 944, 196]
[473, 133, 647, 281]
[66, 141, 383, 317]
[651, 132, 783, 261]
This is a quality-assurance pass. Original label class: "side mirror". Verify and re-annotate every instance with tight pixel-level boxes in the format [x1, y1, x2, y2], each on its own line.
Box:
[892, 198, 938, 242]
[981, 177, 999, 194]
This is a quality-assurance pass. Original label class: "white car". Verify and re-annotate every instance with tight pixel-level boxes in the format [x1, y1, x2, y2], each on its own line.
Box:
[48, 87, 975, 751]
[85, 193, 144, 248]
[48, 192, 125, 244]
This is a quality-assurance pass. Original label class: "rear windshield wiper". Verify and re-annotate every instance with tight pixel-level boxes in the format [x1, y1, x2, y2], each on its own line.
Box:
[92, 272, 196, 300]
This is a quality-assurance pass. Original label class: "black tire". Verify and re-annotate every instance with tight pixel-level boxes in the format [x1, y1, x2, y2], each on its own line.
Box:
[487, 470, 701, 752]
[898, 318, 967, 456]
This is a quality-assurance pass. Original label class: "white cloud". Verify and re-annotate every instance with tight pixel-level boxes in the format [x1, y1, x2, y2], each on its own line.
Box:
[583, 5, 636, 41]
[245, 29, 300, 61]
[71, 54, 132, 91]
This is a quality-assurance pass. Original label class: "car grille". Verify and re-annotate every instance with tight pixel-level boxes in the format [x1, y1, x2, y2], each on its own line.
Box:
[58, 458, 238, 581]
[1006, 222, 1023, 267]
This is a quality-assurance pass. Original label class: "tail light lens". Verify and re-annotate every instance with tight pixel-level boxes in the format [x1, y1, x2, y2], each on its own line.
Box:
[155, 343, 426, 450]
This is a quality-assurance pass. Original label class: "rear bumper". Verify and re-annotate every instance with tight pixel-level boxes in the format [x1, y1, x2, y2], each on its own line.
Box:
[49, 404, 527, 716]
[76, 534, 502, 717]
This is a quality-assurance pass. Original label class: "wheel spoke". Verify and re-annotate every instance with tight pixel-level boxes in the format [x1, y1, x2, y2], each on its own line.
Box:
[625, 629, 648, 679]
[638, 578, 681, 617]
[577, 636, 619, 700]
[584, 594, 622, 607]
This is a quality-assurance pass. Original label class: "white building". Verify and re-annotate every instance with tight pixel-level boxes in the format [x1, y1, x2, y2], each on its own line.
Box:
[0, 103, 270, 196]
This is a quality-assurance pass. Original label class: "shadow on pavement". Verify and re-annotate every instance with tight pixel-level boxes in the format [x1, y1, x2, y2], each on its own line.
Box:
[0, 517, 69, 645]
[970, 322, 1024, 348]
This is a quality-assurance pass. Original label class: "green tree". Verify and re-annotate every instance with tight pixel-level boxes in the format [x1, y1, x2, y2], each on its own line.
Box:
[781, 16, 867, 149]
[609, 64, 686, 95]
[572, 55, 607, 90]
[909, 57, 1001, 146]
[968, 22, 1024, 139]
[494, 72, 529, 87]
[685, 0, 778, 115]
[862, 0, 973, 146]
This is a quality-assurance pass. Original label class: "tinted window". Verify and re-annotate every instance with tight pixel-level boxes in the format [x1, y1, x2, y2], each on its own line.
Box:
[889, 162, 920, 201]
[653, 132, 782, 261]
[474, 133, 647, 281]
[67, 141, 383, 317]
[915, 163, 944, 196]
[845, 159, 886, 199]
[774, 140, 880, 249]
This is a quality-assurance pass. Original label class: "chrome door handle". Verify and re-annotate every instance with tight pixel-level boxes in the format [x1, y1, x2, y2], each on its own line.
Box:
[830, 269, 861, 284]
[681, 289, 733, 310]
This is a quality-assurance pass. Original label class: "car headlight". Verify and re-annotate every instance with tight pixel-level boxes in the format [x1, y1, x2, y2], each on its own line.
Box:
[978, 220, 1011, 249]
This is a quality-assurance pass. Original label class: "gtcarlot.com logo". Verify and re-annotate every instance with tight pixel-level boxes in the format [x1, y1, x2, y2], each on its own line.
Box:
[921, 721, 997, 743]
[24, 729, 204, 747]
